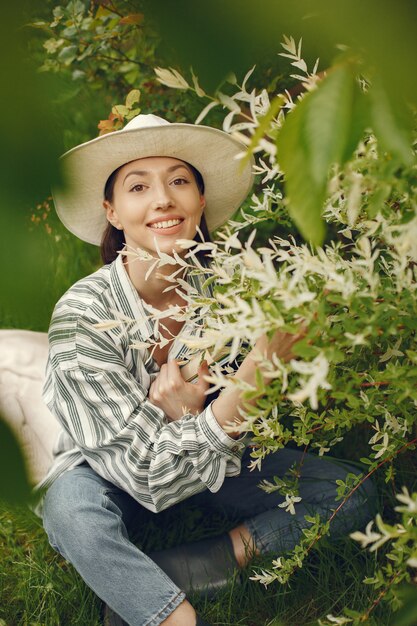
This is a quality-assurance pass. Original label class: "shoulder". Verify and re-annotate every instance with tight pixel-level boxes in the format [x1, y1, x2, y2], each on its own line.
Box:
[55, 264, 112, 314]
[48, 263, 119, 363]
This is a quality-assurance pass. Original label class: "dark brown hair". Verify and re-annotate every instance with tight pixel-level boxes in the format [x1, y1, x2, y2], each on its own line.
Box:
[100, 161, 210, 264]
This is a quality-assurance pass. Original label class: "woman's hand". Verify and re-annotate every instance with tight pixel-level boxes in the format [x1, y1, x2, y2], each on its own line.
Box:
[211, 326, 307, 438]
[149, 360, 211, 422]
[252, 327, 306, 364]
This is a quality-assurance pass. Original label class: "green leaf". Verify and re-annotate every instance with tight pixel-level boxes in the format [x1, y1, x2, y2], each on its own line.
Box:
[340, 82, 370, 164]
[0, 417, 31, 505]
[70, 0, 86, 17]
[368, 81, 414, 166]
[112, 104, 130, 117]
[57, 44, 77, 66]
[255, 367, 265, 394]
[367, 183, 392, 218]
[388, 583, 417, 626]
[277, 61, 367, 246]
[304, 64, 357, 185]
[276, 94, 326, 246]
[125, 88, 141, 109]
[291, 339, 319, 359]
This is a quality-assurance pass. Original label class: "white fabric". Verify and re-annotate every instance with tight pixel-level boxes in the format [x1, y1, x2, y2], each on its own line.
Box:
[0, 329, 60, 484]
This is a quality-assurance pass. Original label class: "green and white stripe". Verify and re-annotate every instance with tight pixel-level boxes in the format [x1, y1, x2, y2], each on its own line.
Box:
[36, 254, 244, 514]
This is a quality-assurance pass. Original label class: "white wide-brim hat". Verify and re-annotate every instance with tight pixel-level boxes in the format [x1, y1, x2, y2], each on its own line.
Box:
[53, 114, 254, 246]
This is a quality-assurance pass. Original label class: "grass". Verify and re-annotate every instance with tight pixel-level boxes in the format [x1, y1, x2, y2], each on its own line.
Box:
[0, 498, 394, 626]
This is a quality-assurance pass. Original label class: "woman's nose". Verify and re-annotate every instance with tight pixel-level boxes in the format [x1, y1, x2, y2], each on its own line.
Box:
[150, 184, 174, 210]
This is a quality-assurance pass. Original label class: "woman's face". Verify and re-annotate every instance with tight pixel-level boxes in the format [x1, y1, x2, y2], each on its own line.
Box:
[104, 156, 205, 256]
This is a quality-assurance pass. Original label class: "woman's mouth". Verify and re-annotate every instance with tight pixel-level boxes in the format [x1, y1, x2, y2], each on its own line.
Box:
[149, 218, 182, 229]
[147, 218, 184, 234]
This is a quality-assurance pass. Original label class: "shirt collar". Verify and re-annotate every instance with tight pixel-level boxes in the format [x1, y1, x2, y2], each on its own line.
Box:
[109, 253, 153, 341]
[109, 252, 213, 345]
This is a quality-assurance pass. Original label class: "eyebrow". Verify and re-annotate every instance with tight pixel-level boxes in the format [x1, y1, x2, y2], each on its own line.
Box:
[123, 163, 190, 184]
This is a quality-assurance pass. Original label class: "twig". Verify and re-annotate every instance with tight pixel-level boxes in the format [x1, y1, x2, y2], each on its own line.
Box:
[360, 570, 402, 622]
[280, 437, 417, 581]
[360, 381, 389, 388]
[328, 436, 417, 525]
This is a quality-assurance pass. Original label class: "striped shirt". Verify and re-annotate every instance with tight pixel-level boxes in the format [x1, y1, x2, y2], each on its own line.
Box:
[36, 253, 245, 513]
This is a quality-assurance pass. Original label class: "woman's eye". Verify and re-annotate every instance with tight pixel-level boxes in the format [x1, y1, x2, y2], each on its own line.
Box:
[130, 183, 145, 192]
[172, 177, 188, 186]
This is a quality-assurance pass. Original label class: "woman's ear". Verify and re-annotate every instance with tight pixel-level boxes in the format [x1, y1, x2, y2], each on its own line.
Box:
[103, 200, 123, 230]
[200, 195, 206, 211]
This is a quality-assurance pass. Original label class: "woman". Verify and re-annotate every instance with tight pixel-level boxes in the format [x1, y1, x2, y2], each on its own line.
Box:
[38, 114, 374, 626]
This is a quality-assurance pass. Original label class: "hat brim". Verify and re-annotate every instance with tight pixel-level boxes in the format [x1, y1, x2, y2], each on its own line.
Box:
[52, 123, 254, 246]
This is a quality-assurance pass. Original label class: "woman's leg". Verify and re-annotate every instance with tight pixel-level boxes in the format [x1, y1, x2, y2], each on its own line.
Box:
[154, 447, 376, 588]
[209, 447, 376, 559]
[42, 464, 196, 626]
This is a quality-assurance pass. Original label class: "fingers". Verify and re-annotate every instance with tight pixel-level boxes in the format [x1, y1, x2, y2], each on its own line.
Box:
[252, 325, 308, 363]
[153, 361, 184, 397]
[148, 358, 209, 419]
[196, 360, 211, 391]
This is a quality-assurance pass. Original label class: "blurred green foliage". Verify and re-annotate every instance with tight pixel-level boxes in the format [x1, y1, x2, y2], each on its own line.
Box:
[1, 9, 416, 621]
[143, 0, 416, 244]
[0, 3, 61, 329]
[143, 0, 417, 103]
[0, 420, 31, 506]
[387, 583, 417, 626]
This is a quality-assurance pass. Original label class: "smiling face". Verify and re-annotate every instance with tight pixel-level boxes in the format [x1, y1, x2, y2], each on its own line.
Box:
[103, 156, 206, 256]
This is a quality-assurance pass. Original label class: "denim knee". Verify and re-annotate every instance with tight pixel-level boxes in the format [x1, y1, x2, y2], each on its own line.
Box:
[42, 466, 116, 560]
[243, 458, 378, 555]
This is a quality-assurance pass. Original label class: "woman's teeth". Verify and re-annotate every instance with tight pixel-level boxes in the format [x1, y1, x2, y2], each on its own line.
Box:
[150, 219, 182, 229]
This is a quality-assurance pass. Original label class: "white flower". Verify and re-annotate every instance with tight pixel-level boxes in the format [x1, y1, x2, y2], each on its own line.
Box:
[195, 101, 219, 125]
[278, 493, 302, 515]
[122, 245, 154, 262]
[174, 238, 199, 250]
[249, 569, 276, 586]
[288, 354, 331, 410]
[318, 446, 331, 456]
[395, 486, 417, 514]
[217, 229, 242, 252]
[369, 429, 389, 459]
[154, 67, 189, 90]
[350, 520, 384, 549]
[259, 352, 289, 393]
[217, 91, 241, 113]
[346, 172, 363, 227]
[191, 68, 205, 97]
[407, 555, 417, 568]
[322, 615, 353, 625]
[350, 515, 406, 552]
[93, 320, 125, 330]
[344, 332, 368, 346]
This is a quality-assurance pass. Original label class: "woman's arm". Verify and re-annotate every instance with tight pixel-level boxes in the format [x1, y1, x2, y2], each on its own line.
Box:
[149, 329, 304, 437]
[45, 314, 245, 513]
[211, 330, 303, 437]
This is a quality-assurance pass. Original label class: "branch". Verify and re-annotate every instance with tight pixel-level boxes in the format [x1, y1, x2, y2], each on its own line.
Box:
[360, 570, 402, 622]
[328, 437, 417, 525]
[277, 437, 417, 582]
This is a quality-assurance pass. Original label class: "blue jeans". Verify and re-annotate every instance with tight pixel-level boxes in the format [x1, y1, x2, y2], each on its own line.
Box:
[42, 448, 376, 625]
